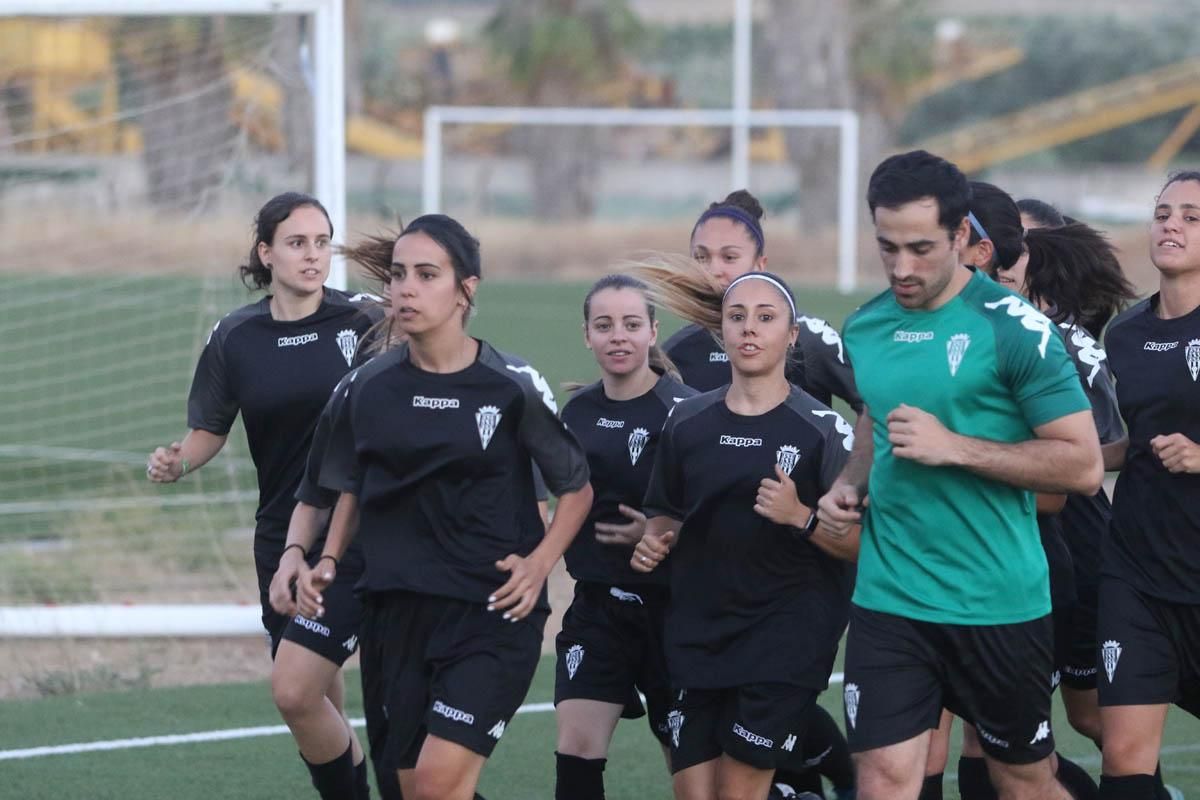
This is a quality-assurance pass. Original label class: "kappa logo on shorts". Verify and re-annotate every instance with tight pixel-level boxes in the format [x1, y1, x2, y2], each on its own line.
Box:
[1102, 640, 1123, 683]
[843, 682, 860, 730]
[667, 710, 685, 749]
[801, 744, 833, 767]
[709, 351, 729, 362]
[342, 635, 358, 652]
[565, 644, 584, 680]
[1030, 720, 1051, 745]
[1187, 339, 1200, 381]
[1051, 670, 1061, 690]
[475, 405, 502, 450]
[292, 615, 331, 638]
[732, 722, 773, 749]
[776, 444, 801, 476]
[610, 587, 644, 604]
[976, 725, 1010, 749]
[947, 333, 971, 377]
[335, 329, 358, 367]
[432, 700, 475, 726]
[781, 733, 798, 752]
[628, 427, 650, 465]
[488, 720, 506, 740]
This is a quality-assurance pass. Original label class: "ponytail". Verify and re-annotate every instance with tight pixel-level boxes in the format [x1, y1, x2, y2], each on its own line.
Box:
[339, 229, 402, 357]
[627, 254, 725, 336]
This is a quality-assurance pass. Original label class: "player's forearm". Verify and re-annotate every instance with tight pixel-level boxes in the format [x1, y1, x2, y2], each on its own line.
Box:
[811, 523, 860, 562]
[1102, 436, 1128, 472]
[320, 492, 359, 562]
[836, 412, 875, 493]
[949, 434, 1103, 495]
[284, 502, 332, 554]
[529, 483, 593, 573]
[180, 429, 227, 473]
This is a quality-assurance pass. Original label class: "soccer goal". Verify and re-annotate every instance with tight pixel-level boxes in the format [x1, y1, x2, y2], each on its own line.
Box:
[422, 105, 861, 294]
[0, 1, 343, 637]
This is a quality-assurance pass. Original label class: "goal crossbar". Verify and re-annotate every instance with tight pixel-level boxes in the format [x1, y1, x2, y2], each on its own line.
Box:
[423, 105, 860, 293]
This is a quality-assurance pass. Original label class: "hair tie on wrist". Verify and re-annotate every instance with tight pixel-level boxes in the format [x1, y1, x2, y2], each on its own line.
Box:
[319, 554, 339, 567]
[283, 543, 307, 558]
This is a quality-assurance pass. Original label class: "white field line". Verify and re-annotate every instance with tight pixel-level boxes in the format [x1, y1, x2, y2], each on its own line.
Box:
[0, 675, 847, 761]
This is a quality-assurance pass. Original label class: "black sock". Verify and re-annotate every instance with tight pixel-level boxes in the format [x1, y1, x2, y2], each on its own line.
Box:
[1056, 753, 1099, 799]
[958, 755, 998, 800]
[555, 752, 606, 800]
[1099, 774, 1157, 800]
[302, 742, 357, 800]
[920, 772, 944, 800]
[474, 795, 489, 800]
[354, 754, 372, 800]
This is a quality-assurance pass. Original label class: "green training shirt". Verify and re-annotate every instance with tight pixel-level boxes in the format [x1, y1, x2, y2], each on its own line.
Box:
[843, 268, 1090, 624]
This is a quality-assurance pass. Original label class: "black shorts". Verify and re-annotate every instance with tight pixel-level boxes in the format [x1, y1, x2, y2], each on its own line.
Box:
[668, 683, 819, 773]
[1096, 576, 1200, 716]
[1060, 579, 1100, 691]
[842, 604, 1056, 765]
[1041, 519, 1082, 690]
[359, 590, 546, 774]
[254, 553, 363, 666]
[554, 582, 672, 746]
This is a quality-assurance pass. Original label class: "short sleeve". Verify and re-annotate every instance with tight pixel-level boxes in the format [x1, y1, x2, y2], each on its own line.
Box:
[186, 321, 239, 435]
[642, 415, 685, 520]
[511, 363, 591, 495]
[811, 408, 855, 493]
[992, 300, 1091, 428]
[795, 316, 863, 413]
[315, 372, 363, 495]
[531, 463, 549, 502]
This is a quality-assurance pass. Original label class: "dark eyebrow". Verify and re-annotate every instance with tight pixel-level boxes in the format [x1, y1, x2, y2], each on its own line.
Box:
[877, 236, 936, 248]
[390, 261, 442, 269]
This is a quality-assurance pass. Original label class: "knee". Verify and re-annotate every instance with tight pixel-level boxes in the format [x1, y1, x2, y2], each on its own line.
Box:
[1065, 704, 1102, 744]
[1102, 733, 1155, 774]
[271, 671, 317, 721]
[856, 758, 921, 800]
[556, 723, 609, 760]
[411, 763, 465, 800]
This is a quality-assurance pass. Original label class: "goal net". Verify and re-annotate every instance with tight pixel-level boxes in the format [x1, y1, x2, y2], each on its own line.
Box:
[0, 5, 343, 630]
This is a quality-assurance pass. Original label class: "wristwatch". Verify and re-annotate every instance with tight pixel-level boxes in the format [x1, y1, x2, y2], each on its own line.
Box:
[789, 509, 820, 541]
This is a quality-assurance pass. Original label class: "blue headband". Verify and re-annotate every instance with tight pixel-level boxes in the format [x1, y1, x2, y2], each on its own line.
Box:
[967, 211, 990, 242]
[724, 273, 797, 322]
[693, 206, 765, 253]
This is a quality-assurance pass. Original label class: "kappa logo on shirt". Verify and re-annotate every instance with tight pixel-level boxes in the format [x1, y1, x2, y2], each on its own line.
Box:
[709, 351, 729, 363]
[335, 329, 358, 367]
[984, 296, 1053, 358]
[1187, 339, 1200, 381]
[628, 427, 650, 465]
[812, 409, 855, 452]
[1144, 340, 1179, 352]
[947, 333, 971, 377]
[720, 435, 763, 448]
[894, 330, 935, 343]
[476, 405, 502, 450]
[596, 417, 625, 429]
[278, 332, 319, 348]
[413, 395, 460, 410]
[799, 316, 846, 363]
[505, 363, 558, 412]
[1062, 323, 1107, 387]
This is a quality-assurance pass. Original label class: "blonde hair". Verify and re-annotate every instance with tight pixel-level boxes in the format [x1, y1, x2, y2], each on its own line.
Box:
[626, 253, 726, 337]
[338, 230, 405, 356]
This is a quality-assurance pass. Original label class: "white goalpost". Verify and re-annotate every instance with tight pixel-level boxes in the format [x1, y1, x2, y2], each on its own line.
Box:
[422, 105, 861, 294]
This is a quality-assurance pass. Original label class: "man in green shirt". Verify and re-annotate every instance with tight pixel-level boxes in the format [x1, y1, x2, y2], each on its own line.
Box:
[817, 150, 1104, 800]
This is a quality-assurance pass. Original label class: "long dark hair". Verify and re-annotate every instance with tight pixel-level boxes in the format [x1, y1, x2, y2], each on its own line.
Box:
[1024, 223, 1137, 337]
[239, 192, 333, 290]
[968, 181, 1024, 271]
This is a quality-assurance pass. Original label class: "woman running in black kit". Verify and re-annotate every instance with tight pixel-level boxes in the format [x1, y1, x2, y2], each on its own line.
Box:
[553, 274, 697, 799]
[631, 261, 859, 800]
[146, 192, 375, 799]
[664, 190, 862, 412]
[296, 214, 593, 800]
[1095, 171, 1200, 800]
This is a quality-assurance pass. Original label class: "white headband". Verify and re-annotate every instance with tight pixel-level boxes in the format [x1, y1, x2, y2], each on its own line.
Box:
[723, 273, 797, 322]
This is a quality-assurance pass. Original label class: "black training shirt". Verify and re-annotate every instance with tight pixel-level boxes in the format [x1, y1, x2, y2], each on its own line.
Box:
[663, 316, 862, 411]
[317, 340, 590, 606]
[1055, 320, 1123, 584]
[560, 374, 697, 587]
[643, 386, 855, 689]
[1103, 296, 1200, 603]
[187, 289, 380, 554]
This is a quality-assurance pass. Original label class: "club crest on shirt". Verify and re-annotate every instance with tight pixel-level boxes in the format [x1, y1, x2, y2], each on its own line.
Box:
[565, 644, 584, 680]
[336, 329, 358, 367]
[628, 427, 650, 465]
[776, 444, 801, 476]
[1102, 640, 1122, 683]
[667, 710, 685, 749]
[475, 405, 502, 450]
[1187, 339, 1200, 381]
[947, 333, 971, 377]
[844, 682, 860, 729]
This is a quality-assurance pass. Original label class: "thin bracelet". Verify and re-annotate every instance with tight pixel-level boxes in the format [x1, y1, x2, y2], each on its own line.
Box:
[282, 543, 307, 559]
[318, 553, 339, 567]
[178, 458, 191, 477]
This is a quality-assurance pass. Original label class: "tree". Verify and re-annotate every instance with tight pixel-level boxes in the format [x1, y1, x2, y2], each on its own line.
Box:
[483, 0, 642, 220]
